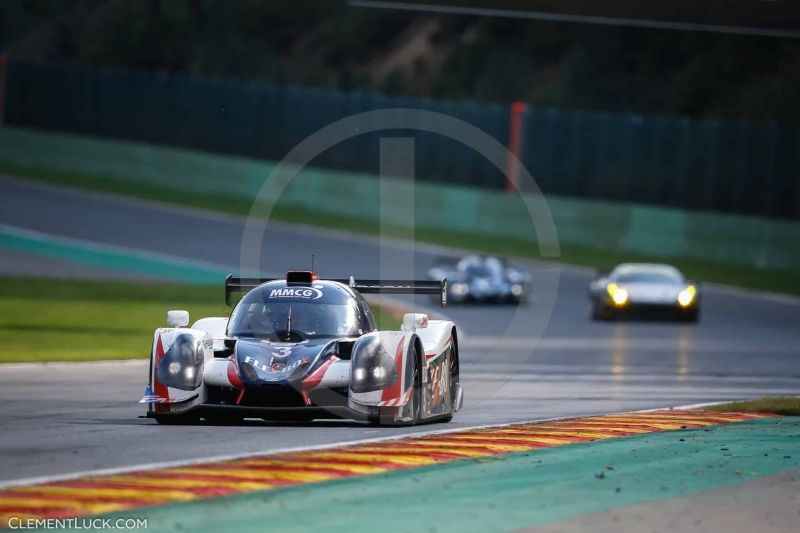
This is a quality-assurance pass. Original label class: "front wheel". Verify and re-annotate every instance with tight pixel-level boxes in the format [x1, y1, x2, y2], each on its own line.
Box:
[398, 345, 421, 426]
[440, 332, 461, 423]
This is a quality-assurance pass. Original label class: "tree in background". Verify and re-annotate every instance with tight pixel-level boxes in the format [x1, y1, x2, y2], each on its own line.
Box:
[3, 0, 799, 122]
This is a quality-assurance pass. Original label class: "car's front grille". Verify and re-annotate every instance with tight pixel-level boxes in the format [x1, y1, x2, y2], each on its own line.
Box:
[307, 387, 349, 407]
[240, 385, 307, 408]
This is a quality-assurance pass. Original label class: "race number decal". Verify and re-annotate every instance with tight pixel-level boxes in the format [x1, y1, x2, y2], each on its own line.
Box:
[271, 346, 292, 358]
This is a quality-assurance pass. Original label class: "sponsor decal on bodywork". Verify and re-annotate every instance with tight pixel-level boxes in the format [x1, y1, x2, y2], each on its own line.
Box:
[139, 385, 166, 404]
[423, 349, 449, 416]
[377, 386, 412, 407]
[268, 286, 324, 300]
[270, 346, 293, 358]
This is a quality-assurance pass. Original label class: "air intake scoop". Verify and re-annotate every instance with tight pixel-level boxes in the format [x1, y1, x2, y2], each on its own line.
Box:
[286, 271, 320, 283]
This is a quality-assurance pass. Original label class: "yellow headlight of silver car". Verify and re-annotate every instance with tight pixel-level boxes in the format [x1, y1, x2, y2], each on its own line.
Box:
[607, 283, 628, 305]
[678, 285, 697, 307]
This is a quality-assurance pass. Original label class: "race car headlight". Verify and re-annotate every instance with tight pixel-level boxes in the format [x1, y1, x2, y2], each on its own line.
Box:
[350, 336, 399, 394]
[511, 284, 524, 297]
[678, 286, 696, 307]
[451, 283, 469, 296]
[157, 334, 204, 391]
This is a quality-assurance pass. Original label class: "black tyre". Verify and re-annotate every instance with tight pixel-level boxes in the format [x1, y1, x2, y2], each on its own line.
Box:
[399, 346, 422, 426]
[440, 331, 460, 423]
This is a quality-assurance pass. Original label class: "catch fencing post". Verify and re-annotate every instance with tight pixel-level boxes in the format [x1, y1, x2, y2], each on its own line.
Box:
[0, 52, 7, 127]
[506, 101, 527, 193]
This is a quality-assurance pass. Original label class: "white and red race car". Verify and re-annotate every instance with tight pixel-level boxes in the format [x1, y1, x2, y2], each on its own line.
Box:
[141, 271, 462, 426]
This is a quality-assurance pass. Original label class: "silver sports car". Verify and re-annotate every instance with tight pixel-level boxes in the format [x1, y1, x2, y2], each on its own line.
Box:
[589, 263, 700, 322]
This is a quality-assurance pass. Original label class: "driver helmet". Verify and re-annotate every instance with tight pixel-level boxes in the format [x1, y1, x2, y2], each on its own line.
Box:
[264, 303, 291, 331]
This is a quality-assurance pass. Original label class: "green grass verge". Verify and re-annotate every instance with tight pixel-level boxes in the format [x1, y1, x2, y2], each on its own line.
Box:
[704, 397, 800, 416]
[4, 160, 800, 296]
[0, 277, 394, 363]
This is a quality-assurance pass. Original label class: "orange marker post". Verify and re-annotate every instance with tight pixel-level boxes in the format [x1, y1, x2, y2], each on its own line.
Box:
[506, 101, 527, 194]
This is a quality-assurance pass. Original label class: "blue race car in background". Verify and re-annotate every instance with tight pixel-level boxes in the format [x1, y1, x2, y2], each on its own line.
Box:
[428, 255, 528, 304]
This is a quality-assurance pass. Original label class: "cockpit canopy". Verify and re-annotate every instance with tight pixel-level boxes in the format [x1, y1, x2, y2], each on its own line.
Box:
[226, 280, 369, 341]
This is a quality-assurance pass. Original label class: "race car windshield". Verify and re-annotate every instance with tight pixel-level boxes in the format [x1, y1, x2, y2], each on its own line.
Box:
[615, 272, 683, 284]
[484, 258, 504, 276]
[464, 264, 491, 278]
[228, 301, 361, 340]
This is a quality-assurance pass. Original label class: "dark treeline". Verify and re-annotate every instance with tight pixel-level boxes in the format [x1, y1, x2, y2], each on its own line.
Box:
[3, 0, 799, 122]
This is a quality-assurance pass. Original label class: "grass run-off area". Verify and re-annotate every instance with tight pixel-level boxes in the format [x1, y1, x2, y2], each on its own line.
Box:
[3, 161, 800, 297]
[704, 397, 800, 416]
[0, 277, 393, 363]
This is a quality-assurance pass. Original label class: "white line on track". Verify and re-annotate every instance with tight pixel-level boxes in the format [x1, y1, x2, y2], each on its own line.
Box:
[0, 359, 148, 370]
[460, 336, 798, 353]
[0, 401, 758, 490]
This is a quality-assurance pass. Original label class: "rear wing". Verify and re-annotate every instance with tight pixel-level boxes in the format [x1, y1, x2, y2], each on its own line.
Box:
[225, 275, 278, 306]
[225, 274, 448, 308]
[331, 277, 447, 308]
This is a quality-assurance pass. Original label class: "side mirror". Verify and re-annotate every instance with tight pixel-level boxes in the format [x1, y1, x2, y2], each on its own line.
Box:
[402, 313, 428, 332]
[167, 310, 190, 328]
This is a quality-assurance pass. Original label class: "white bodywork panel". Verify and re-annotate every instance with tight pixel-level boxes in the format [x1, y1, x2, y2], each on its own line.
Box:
[417, 320, 454, 357]
[203, 357, 238, 388]
[316, 360, 351, 389]
[192, 317, 228, 338]
[349, 331, 410, 407]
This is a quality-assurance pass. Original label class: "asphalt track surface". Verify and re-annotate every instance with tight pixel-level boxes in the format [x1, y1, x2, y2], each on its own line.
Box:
[1, 176, 800, 484]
